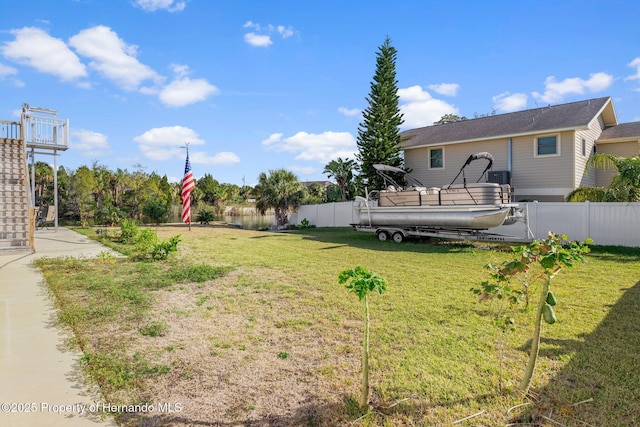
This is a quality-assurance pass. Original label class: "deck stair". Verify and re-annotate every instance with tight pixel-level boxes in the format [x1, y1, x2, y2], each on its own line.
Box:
[0, 134, 30, 252]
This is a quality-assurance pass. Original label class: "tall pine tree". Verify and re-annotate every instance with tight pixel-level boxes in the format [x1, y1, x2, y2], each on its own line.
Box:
[356, 36, 404, 191]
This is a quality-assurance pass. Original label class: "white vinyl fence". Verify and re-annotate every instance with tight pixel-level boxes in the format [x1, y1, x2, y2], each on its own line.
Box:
[290, 201, 640, 247]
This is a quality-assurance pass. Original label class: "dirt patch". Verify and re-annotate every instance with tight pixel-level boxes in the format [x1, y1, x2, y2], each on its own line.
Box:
[116, 266, 358, 426]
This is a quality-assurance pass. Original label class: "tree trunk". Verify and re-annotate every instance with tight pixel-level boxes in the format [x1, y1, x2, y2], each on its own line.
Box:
[519, 279, 550, 392]
[361, 295, 370, 410]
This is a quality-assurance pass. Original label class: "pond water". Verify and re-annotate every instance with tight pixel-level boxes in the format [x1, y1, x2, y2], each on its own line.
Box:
[165, 214, 275, 230]
[217, 215, 275, 230]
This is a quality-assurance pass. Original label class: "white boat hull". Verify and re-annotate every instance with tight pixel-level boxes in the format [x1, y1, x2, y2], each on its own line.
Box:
[354, 199, 515, 230]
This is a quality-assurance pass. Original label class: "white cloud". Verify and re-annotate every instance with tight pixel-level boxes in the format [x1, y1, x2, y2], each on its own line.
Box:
[70, 129, 110, 157]
[398, 85, 459, 128]
[243, 21, 294, 47]
[338, 107, 360, 117]
[134, 0, 186, 12]
[244, 33, 272, 47]
[262, 131, 356, 163]
[532, 72, 614, 104]
[69, 25, 163, 91]
[169, 63, 189, 78]
[133, 126, 238, 165]
[0, 62, 18, 78]
[625, 57, 640, 82]
[1, 27, 87, 81]
[493, 92, 528, 112]
[262, 133, 283, 145]
[277, 25, 294, 38]
[134, 126, 205, 160]
[159, 66, 219, 107]
[0, 62, 22, 87]
[190, 151, 240, 165]
[427, 83, 459, 97]
[288, 165, 317, 176]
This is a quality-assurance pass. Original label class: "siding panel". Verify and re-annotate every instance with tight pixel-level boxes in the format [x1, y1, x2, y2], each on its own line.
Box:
[404, 140, 508, 187]
[511, 131, 574, 192]
[575, 117, 604, 187]
[595, 141, 640, 187]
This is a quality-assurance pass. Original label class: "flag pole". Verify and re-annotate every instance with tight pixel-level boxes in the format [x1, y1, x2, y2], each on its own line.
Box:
[181, 143, 192, 231]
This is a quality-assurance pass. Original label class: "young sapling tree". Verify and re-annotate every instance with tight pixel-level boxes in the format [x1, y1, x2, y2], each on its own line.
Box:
[339, 266, 388, 411]
[473, 232, 591, 393]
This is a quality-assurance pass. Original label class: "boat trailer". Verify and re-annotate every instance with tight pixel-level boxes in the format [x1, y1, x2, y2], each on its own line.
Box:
[351, 204, 535, 244]
[351, 224, 534, 243]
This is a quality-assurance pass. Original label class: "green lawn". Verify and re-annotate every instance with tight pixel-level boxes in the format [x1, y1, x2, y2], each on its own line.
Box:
[37, 226, 640, 426]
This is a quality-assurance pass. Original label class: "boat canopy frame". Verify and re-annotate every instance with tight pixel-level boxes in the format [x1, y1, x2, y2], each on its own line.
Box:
[372, 164, 425, 190]
[373, 151, 496, 192]
[446, 151, 494, 188]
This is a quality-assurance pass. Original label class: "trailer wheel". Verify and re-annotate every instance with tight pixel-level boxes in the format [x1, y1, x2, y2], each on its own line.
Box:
[392, 232, 404, 243]
[376, 230, 389, 242]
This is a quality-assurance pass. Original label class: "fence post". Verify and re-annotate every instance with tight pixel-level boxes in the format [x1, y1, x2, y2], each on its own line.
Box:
[585, 201, 590, 241]
[333, 203, 338, 227]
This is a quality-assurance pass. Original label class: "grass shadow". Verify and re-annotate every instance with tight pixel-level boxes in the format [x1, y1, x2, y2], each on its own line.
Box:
[586, 245, 640, 263]
[516, 282, 640, 425]
[295, 227, 486, 255]
[249, 234, 288, 239]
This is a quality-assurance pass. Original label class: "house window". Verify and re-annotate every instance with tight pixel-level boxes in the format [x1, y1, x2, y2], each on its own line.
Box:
[535, 135, 559, 156]
[429, 147, 444, 169]
[582, 139, 586, 156]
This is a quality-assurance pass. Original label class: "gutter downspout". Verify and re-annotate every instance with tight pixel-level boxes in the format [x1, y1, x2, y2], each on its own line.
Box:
[508, 138, 512, 173]
[508, 137, 514, 201]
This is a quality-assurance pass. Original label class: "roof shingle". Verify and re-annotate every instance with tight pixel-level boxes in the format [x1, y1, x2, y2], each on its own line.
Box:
[401, 97, 612, 148]
[598, 121, 640, 140]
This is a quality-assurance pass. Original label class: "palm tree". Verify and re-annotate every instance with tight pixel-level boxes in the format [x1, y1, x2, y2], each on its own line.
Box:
[254, 169, 305, 228]
[571, 154, 640, 202]
[323, 157, 356, 201]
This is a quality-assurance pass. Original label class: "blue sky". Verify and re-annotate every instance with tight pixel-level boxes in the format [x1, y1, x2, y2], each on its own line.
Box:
[1, 0, 639, 186]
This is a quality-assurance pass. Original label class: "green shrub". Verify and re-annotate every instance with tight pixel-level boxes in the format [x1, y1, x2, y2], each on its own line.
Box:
[134, 228, 159, 255]
[120, 219, 139, 243]
[151, 235, 181, 260]
[289, 217, 316, 230]
[566, 187, 608, 202]
[196, 207, 216, 224]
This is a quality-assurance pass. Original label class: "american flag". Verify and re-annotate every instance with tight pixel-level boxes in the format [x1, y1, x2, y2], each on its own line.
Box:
[181, 153, 195, 223]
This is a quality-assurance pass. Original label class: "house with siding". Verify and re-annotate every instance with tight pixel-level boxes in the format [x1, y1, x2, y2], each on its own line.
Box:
[400, 97, 640, 201]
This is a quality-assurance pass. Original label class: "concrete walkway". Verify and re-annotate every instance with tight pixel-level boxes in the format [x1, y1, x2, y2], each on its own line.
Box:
[0, 228, 118, 427]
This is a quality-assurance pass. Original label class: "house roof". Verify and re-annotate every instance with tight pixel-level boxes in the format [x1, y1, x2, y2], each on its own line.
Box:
[401, 96, 616, 149]
[598, 121, 640, 142]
